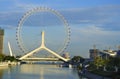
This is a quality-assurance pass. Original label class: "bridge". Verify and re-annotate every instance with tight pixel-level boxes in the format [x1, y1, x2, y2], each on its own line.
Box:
[21, 58, 61, 61]
[16, 31, 70, 62]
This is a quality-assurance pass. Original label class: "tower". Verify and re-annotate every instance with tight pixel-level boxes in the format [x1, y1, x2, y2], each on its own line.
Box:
[0, 28, 4, 54]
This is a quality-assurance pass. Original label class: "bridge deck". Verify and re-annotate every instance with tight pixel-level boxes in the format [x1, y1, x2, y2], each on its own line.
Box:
[21, 58, 61, 61]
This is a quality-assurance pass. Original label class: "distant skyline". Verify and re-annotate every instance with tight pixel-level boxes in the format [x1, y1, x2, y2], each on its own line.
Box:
[0, 0, 120, 58]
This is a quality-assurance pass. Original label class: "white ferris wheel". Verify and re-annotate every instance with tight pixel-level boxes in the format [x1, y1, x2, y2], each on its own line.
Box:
[16, 7, 71, 60]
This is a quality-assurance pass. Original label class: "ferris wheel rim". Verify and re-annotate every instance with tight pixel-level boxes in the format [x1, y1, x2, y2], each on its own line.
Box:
[16, 7, 71, 54]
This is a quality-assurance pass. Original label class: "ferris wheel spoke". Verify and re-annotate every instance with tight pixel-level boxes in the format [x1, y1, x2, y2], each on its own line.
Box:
[16, 7, 71, 56]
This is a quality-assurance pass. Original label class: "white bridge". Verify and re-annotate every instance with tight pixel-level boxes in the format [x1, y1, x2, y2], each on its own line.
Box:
[18, 31, 69, 62]
[21, 58, 60, 61]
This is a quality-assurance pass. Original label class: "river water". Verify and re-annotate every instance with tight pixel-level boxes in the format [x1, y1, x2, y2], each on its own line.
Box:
[0, 64, 87, 79]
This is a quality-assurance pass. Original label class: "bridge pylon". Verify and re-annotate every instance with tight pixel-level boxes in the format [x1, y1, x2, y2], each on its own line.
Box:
[19, 31, 69, 62]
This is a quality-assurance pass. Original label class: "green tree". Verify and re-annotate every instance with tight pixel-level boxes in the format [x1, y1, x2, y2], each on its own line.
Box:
[102, 59, 109, 71]
[0, 53, 5, 61]
[93, 57, 104, 69]
[71, 56, 84, 64]
[3, 56, 18, 62]
[108, 56, 120, 72]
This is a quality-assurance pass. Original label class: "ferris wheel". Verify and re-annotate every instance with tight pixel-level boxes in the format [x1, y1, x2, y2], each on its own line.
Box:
[16, 7, 71, 56]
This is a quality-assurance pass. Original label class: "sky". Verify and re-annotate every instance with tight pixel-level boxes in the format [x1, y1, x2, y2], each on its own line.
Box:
[0, 0, 120, 58]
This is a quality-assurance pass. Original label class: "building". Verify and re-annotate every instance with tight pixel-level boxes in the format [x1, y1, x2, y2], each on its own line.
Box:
[116, 50, 120, 56]
[0, 28, 4, 54]
[89, 49, 99, 59]
[62, 52, 70, 59]
[89, 48, 117, 59]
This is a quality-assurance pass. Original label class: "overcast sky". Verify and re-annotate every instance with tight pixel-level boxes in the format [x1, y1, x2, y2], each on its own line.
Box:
[0, 0, 120, 58]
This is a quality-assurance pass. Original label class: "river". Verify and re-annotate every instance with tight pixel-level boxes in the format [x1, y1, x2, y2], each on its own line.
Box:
[0, 64, 87, 79]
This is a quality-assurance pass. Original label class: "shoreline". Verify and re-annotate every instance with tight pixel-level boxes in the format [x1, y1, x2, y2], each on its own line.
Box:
[78, 70, 111, 79]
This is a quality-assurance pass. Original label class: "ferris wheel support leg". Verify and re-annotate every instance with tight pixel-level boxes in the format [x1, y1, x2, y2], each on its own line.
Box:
[44, 47, 69, 62]
[19, 47, 43, 60]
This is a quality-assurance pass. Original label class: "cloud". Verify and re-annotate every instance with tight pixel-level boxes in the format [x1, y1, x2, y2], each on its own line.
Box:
[0, 12, 23, 28]
[62, 5, 120, 31]
[67, 24, 120, 57]
[0, 4, 120, 31]
[71, 24, 120, 47]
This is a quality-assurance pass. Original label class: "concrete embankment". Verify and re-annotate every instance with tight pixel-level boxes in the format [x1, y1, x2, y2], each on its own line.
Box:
[78, 70, 111, 79]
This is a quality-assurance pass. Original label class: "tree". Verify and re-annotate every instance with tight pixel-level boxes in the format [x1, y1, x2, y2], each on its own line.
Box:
[70, 56, 85, 65]
[3, 56, 18, 62]
[102, 59, 109, 71]
[108, 56, 120, 72]
[0, 53, 5, 61]
[93, 57, 104, 69]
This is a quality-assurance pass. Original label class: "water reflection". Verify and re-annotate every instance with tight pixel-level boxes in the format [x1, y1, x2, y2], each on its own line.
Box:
[0, 66, 9, 79]
[1, 64, 85, 79]
[0, 68, 5, 79]
[20, 64, 59, 74]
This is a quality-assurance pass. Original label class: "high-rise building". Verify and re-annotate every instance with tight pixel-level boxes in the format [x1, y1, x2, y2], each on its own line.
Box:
[89, 49, 99, 59]
[0, 28, 4, 54]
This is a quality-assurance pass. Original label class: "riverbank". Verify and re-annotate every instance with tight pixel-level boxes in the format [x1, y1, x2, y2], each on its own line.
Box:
[0, 61, 20, 67]
[78, 70, 111, 79]
[0, 62, 8, 67]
